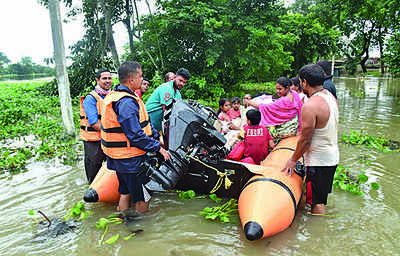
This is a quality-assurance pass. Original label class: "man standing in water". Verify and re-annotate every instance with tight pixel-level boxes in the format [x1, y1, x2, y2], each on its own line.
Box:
[80, 69, 112, 184]
[146, 68, 191, 132]
[317, 60, 337, 99]
[101, 61, 170, 213]
[282, 64, 339, 214]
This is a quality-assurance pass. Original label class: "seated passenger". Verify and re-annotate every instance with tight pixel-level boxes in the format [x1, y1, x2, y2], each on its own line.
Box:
[228, 97, 242, 130]
[244, 77, 303, 139]
[290, 77, 307, 103]
[242, 109, 275, 164]
[228, 97, 241, 119]
[227, 109, 275, 164]
[217, 98, 231, 122]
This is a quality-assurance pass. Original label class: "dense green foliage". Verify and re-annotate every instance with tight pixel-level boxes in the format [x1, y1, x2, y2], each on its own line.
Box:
[57, 0, 341, 100]
[0, 81, 80, 172]
[0, 53, 54, 78]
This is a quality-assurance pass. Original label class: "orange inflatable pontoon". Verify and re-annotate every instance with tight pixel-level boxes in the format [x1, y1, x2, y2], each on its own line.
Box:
[238, 136, 305, 240]
[83, 162, 120, 203]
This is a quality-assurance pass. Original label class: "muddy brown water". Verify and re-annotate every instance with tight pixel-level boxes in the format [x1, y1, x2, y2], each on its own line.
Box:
[1, 76, 400, 255]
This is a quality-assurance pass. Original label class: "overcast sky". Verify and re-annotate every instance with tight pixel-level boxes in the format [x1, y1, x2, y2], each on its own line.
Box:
[0, 0, 130, 65]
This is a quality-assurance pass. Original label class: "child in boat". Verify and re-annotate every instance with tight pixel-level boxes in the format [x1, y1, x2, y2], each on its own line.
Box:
[228, 97, 241, 120]
[242, 109, 275, 164]
[217, 98, 232, 122]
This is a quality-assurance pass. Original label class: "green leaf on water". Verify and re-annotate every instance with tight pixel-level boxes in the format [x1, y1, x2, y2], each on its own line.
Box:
[370, 182, 380, 190]
[123, 233, 136, 240]
[75, 202, 84, 209]
[28, 210, 35, 216]
[96, 218, 109, 229]
[209, 194, 222, 203]
[179, 190, 196, 200]
[105, 234, 119, 244]
[357, 174, 369, 183]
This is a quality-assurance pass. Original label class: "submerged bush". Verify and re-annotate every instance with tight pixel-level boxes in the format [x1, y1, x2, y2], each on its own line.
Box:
[0, 81, 81, 172]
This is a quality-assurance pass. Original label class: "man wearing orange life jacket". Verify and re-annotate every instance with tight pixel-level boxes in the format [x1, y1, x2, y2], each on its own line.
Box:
[80, 69, 112, 184]
[101, 61, 171, 213]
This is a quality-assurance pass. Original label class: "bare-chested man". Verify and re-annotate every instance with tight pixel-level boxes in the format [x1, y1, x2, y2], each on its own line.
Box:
[282, 64, 339, 214]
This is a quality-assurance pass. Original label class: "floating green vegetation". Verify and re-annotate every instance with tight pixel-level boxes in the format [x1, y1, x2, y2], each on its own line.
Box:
[64, 201, 92, 221]
[200, 199, 239, 224]
[177, 190, 238, 223]
[96, 214, 123, 245]
[342, 130, 398, 152]
[351, 90, 365, 98]
[0, 80, 81, 172]
[333, 165, 379, 195]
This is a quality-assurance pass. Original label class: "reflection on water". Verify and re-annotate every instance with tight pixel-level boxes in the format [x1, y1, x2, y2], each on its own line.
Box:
[1, 76, 400, 255]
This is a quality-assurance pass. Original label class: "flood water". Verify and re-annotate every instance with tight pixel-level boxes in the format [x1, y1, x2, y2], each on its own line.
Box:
[1, 76, 400, 255]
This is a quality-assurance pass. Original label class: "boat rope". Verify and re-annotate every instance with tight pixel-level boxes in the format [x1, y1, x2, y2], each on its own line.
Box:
[271, 147, 295, 153]
[186, 155, 232, 194]
[242, 177, 297, 221]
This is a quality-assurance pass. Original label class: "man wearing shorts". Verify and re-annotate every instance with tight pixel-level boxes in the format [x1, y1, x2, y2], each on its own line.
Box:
[101, 61, 170, 213]
[282, 64, 339, 214]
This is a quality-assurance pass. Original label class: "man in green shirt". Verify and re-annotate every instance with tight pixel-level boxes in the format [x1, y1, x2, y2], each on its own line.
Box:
[146, 68, 191, 132]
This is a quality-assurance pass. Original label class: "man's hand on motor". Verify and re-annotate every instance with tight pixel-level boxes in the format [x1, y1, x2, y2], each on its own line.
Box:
[159, 147, 171, 161]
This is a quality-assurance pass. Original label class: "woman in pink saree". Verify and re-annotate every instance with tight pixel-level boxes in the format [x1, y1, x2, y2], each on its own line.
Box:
[244, 77, 303, 138]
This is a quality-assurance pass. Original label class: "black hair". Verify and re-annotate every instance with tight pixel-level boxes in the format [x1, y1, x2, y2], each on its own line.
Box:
[176, 68, 191, 80]
[231, 96, 241, 104]
[298, 64, 325, 87]
[246, 109, 261, 125]
[316, 60, 332, 75]
[95, 69, 110, 79]
[217, 98, 229, 115]
[118, 61, 141, 83]
[165, 72, 175, 82]
[276, 77, 292, 89]
[290, 77, 302, 91]
[143, 78, 149, 83]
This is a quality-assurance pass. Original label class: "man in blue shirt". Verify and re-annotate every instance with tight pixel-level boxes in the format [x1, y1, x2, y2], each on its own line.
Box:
[101, 61, 171, 213]
[80, 69, 112, 183]
[145, 68, 191, 132]
[317, 60, 337, 99]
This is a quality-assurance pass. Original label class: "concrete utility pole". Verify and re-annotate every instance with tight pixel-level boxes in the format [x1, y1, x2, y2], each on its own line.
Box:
[48, 0, 75, 136]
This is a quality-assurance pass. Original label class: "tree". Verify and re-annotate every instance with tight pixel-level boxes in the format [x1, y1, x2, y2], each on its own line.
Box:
[125, 0, 292, 100]
[279, 12, 339, 74]
[48, 0, 75, 136]
[0, 52, 10, 66]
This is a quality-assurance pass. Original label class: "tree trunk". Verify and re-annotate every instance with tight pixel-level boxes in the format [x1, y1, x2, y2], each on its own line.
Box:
[123, 0, 135, 55]
[48, 0, 75, 136]
[360, 53, 368, 73]
[378, 28, 385, 74]
[108, 32, 120, 68]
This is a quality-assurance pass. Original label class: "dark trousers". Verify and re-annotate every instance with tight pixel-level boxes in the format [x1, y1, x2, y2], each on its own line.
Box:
[83, 141, 106, 184]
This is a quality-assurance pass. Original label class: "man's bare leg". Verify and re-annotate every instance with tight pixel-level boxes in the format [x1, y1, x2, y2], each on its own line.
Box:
[311, 204, 326, 214]
[119, 194, 131, 211]
[135, 201, 150, 213]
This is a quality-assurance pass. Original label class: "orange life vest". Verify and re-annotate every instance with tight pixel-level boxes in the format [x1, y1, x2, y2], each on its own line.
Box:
[80, 91, 103, 141]
[101, 90, 153, 159]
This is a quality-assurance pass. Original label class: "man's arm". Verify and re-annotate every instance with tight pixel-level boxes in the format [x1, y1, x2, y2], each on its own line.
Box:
[243, 98, 260, 109]
[281, 102, 316, 175]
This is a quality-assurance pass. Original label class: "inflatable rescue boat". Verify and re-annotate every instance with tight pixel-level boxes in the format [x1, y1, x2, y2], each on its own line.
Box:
[83, 100, 305, 241]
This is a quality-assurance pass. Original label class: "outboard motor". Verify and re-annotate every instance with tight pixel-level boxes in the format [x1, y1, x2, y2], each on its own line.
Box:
[144, 100, 227, 191]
